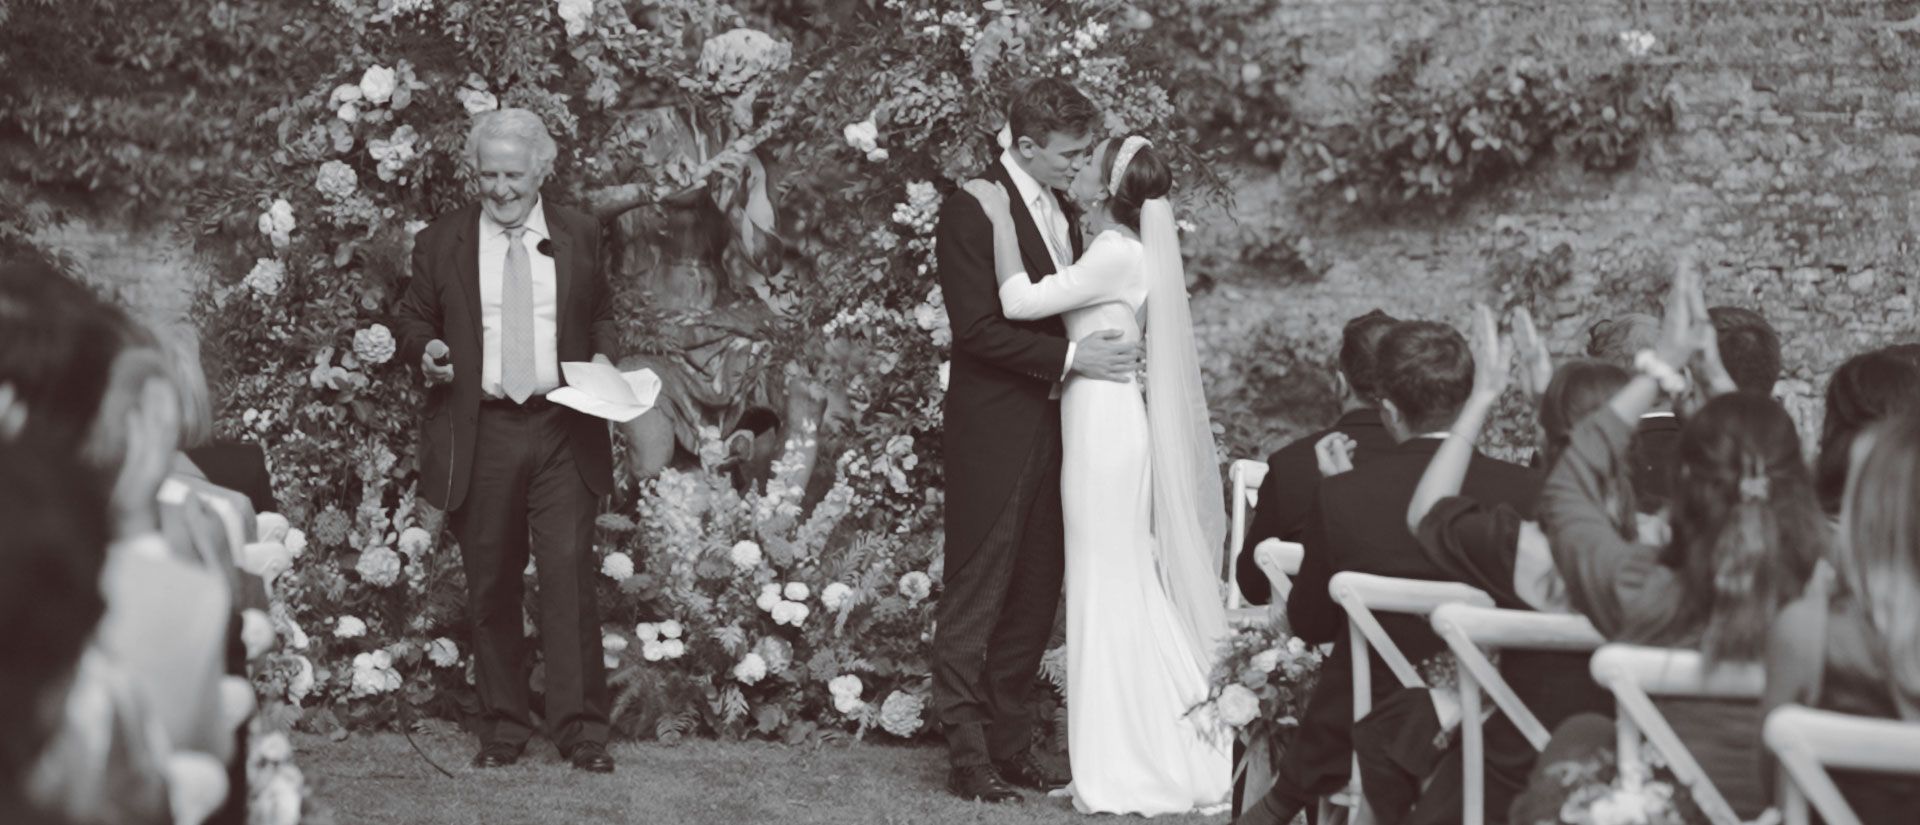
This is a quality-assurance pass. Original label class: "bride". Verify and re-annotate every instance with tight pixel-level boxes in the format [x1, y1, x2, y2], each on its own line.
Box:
[962, 135, 1232, 816]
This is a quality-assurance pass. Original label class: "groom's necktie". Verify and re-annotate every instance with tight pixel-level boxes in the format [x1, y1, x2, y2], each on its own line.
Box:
[1035, 192, 1071, 269]
[499, 225, 537, 404]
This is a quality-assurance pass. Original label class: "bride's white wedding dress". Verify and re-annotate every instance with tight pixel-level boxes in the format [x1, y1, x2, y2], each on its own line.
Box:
[1000, 227, 1232, 816]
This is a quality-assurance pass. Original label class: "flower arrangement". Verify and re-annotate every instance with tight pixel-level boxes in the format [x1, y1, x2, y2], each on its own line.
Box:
[1193, 621, 1324, 771]
[1511, 743, 1709, 825]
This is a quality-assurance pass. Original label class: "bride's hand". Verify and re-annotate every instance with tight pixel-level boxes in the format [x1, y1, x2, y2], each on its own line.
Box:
[1315, 432, 1357, 478]
[961, 179, 1012, 222]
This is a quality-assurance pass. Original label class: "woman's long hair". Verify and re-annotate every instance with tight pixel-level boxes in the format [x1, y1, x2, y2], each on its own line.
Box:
[1839, 413, 1920, 716]
[1660, 393, 1825, 664]
[1816, 349, 1920, 514]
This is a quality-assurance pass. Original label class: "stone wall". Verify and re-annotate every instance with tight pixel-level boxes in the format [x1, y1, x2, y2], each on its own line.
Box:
[1197, 0, 1920, 457]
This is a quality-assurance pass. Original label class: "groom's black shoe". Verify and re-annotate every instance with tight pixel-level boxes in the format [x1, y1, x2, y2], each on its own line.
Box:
[948, 765, 1022, 803]
[568, 742, 616, 773]
[993, 750, 1069, 791]
[471, 742, 522, 769]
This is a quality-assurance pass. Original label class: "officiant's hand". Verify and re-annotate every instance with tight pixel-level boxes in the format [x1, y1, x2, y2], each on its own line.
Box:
[1070, 330, 1142, 383]
[421, 339, 453, 386]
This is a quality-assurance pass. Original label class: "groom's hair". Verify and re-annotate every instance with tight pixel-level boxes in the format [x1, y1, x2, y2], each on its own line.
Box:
[1337, 309, 1400, 405]
[1008, 78, 1099, 145]
[1376, 320, 1474, 433]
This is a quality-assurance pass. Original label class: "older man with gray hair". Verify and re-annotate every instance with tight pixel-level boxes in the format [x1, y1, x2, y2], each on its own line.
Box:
[393, 108, 621, 773]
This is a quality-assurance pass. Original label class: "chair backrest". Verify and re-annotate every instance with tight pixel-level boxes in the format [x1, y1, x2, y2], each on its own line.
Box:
[1766, 704, 1920, 825]
[1589, 644, 1767, 825]
[1227, 458, 1269, 607]
[1430, 605, 1606, 825]
[1331, 572, 1493, 825]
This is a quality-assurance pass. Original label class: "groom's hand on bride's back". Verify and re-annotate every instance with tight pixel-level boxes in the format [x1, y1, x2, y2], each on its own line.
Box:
[1069, 330, 1143, 383]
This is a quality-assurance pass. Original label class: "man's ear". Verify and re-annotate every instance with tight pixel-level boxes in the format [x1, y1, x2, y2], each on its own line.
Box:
[0, 382, 26, 441]
[1015, 134, 1037, 159]
[1333, 371, 1353, 403]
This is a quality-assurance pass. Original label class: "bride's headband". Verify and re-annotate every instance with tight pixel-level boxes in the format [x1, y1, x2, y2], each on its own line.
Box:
[1108, 135, 1152, 197]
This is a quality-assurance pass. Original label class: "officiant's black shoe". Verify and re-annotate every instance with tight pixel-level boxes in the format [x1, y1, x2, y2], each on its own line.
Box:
[568, 742, 616, 774]
[948, 765, 1022, 803]
[471, 742, 522, 769]
[993, 750, 1068, 791]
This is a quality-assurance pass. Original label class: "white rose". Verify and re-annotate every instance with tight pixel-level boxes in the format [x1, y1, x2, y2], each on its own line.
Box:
[359, 65, 397, 105]
[1216, 683, 1261, 727]
[733, 652, 768, 684]
[821, 582, 853, 611]
[756, 591, 782, 612]
[833, 693, 865, 715]
[241, 541, 292, 590]
[898, 571, 933, 603]
[1286, 637, 1308, 655]
[769, 600, 796, 625]
[427, 637, 459, 667]
[241, 609, 276, 659]
[396, 526, 431, 558]
[287, 656, 315, 702]
[867, 148, 889, 162]
[842, 118, 879, 153]
[659, 620, 683, 639]
[602, 633, 629, 654]
[284, 528, 308, 558]
[337, 102, 361, 123]
[330, 84, 365, 104]
[256, 732, 293, 763]
[661, 639, 685, 659]
[334, 615, 367, 638]
[635, 622, 660, 642]
[729, 540, 763, 570]
[257, 512, 291, 543]
[269, 199, 295, 233]
[456, 87, 498, 114]
[244, 258, 285, 297]
[783, 582, 810, 602]
[601, 551, 635, 581]
[642, 640, 667, 662]
[352, 324, 397, 366]
[1250, 649, 1282, 674]
[829, 674, 863, 700]
[556, 0, 594, 37]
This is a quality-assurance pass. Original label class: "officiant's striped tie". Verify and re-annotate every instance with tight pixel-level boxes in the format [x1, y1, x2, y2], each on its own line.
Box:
[500, 225, 536, 404]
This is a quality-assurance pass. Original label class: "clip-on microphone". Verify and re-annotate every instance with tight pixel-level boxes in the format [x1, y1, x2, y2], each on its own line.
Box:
[535, 238, 555, 257]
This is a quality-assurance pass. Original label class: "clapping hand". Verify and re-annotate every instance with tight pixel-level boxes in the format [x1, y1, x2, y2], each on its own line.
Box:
[1468, 303, 1512, 401]
[1509, 306, 1553, 401]
[1315, 432, 1357, 478]
[961, 179, 1012, 224]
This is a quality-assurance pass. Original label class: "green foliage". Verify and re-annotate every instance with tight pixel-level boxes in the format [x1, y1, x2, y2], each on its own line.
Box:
[1293, 43, 1672, 211]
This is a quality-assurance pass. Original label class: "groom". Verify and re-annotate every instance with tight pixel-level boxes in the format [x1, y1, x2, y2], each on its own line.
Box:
[392, 108, 618, 773]
[931, 78, 1143, 803]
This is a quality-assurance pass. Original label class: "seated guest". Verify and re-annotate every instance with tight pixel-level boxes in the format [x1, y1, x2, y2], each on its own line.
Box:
[1813, 349, 1920, 516]
[1707, 305, 1783, 396]
[164, 325, 276, 516]
[1514, 272, 1824, 822]
[1235, 309, 1399, 605]
[1883, 342, 1920, 366]
[1586, 312, 1677, 513]
[1351, 308, 1629, 825]
[1234, 320, 1538, 825]
[1765, 413, 1920, 825]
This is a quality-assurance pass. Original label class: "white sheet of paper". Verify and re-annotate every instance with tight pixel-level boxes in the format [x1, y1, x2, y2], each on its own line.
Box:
[547, 362, 663, 422]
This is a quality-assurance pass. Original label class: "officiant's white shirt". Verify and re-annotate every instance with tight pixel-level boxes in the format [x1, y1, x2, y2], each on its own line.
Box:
[478, 199, 561, 399]
[998, 150, 1076, 382]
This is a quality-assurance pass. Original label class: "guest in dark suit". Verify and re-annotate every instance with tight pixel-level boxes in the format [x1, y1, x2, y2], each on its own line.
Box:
[1235, 321, 1539, 825]
[930, 79, 1141, 803]
[1587, 313, 1677, 513]
[392, 108, 619, 774]
[185, 443, 276, 516]
[1235, 310, 1398, 606]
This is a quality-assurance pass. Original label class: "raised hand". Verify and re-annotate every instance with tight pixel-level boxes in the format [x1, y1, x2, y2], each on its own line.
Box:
[961, 179, 1012, 224]
[1654, 253, 1699, 370]
[1315, 432, 1357, 478]
[1509, 306, 1553, 401]
[1469, 303, 1512, 400]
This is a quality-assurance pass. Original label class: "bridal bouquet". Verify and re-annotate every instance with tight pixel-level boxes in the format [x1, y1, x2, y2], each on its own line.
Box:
[1194, 621, 1323, 769]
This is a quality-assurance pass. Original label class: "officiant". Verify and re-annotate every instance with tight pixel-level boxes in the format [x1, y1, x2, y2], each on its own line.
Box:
[392, 107, 621, 774]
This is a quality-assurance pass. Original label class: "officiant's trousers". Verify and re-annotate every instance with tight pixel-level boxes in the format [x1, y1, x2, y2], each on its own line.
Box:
[452, 400, 611, 753]
[933, 425, 1066, 768]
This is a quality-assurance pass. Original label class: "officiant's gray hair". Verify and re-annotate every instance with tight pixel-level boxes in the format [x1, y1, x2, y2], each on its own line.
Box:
[462, 108, 558, 177]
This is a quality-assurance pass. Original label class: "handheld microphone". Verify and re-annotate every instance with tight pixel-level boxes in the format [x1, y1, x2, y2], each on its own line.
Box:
[536, 239, 555, 257]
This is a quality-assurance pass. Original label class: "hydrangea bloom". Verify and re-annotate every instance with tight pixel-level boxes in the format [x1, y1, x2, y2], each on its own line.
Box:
[555, 0, 593, 37]
[821, 582, 853, 611]
[243, 258, 286, 298]
[334, 615, 367, 639]
[353, 324, 396, 365]
[359, 65, 397, 105]
[427, 637, 459, 668]
[396, 526, 431, 559]
[601, 551, 635, 581]
[602, 633, 628, 653]
[287, 655, 315, 703]
[1216, 683, 1260, 727]
[696, 28, 792, 94]
[315, 160, 358, 201]
[658, 620, 683, 639]
[733, 652, 768, 685]
[355, 546, 403, 588]
[756, 583, 782, 612]
[898, 571, 933, 603]
[349, 650, 402, 697]
[730, 540, 763, 570]
[879, 691, 926, 737]
[783, 582, 810, 602]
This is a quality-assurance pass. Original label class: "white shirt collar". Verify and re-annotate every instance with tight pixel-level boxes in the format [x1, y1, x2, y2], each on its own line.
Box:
[1640, 411, 1676, 420]
[478, 197, 551, 241]
[999, 150, 1052, 212]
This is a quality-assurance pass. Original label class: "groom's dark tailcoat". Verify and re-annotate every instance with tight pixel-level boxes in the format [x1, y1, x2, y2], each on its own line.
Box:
[392, 199, 618, 753]
[933, 160, 1083, 768]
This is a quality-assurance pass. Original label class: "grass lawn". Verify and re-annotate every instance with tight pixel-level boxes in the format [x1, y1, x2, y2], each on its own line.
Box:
[298, 726, 1233, 825]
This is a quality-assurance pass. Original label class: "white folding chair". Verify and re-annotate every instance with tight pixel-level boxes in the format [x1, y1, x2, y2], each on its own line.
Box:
[1330, 572, 1495, 825]
[1766, 704, 1920, 825]
[1588, 644, 1770, 825]
[1429, 605, 1607, 825]
[1227, 458, 1269, 608]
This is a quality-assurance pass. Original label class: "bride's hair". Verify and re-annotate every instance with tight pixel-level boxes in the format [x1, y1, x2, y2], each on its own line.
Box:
[1100, 138, 1170, 232]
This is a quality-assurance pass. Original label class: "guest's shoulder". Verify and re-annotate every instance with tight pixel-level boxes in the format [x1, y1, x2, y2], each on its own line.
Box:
[419, 204, 480, 240]
[546, 202, 598, 235]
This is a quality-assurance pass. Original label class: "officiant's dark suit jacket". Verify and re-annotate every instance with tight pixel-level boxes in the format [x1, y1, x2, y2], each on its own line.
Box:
[391, 200, 618, 512]
[1256, 437, 1537, 810]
